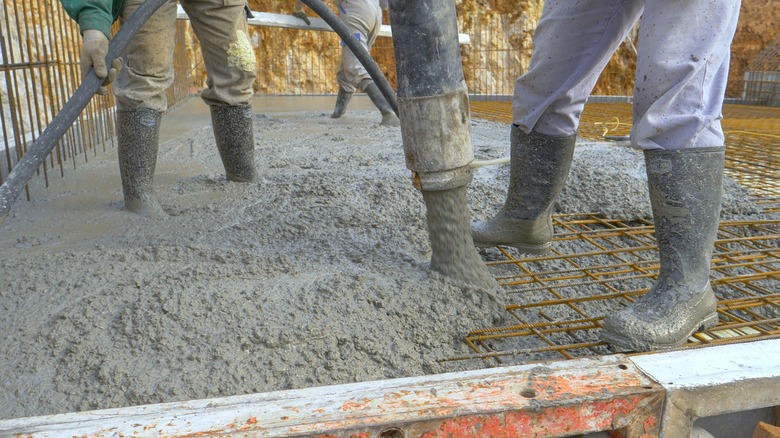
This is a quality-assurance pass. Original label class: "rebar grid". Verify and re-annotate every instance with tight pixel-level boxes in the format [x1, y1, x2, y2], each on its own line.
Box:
[445, 217, 780, 365]
[462, 101, 780, 364]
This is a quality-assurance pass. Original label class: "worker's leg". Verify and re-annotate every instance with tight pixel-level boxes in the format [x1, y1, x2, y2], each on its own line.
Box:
[114, 0, 177, 111]
[472, 0, 643, 252]
[601, 0, 741, 351]
[330, 88, 353, 119]
[335, 1, 398, 125]
[629, 0, 739, 151]
[512, 0, 644, 136]
[471, 126, 576, 253]
[116, 109, 167, 218]
[332, 8, 367, 116]
[363, 83, 399, 127]
[184, 0, 257, 182]
[112, 0, 178, 217]
[335, 0, 380, 94]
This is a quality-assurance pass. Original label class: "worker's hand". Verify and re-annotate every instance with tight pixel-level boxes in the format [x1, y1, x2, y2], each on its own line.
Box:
[292, 11, 311, 25]
[81, 29, 122, 95]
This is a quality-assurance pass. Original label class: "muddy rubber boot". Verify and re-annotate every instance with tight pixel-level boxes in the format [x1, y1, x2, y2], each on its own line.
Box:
[364, 83, 400, 127]
[471, 125, 576, 254]
[331, 87, 353, 119]
[210, 105, 257, 182]
[601, 147, 725, 352]
[117, 109, 167, 218]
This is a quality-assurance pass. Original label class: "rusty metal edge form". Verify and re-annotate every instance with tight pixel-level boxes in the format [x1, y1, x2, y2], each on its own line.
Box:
[0, 354, 663, 437]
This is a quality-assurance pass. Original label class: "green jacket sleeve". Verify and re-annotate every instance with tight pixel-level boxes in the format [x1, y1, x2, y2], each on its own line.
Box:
[59, 0, 122, 39]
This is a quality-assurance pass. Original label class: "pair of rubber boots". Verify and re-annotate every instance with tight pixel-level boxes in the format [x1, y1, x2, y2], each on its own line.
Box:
[331, 83, 400, 127]
[116, 105, 256, 218]
[472, 125, 724, 351]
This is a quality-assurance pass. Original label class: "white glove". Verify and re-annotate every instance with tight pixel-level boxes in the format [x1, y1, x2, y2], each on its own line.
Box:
[81, 29, 122, 95]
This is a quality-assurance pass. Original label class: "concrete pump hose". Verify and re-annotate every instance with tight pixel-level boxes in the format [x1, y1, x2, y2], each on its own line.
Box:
[0, 0, 169, 225]
[298, 0, 399, 116]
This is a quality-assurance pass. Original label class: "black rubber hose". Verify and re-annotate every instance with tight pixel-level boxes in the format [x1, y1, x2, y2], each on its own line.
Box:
[297, 0, 398, 115]
[0, 0, 169, 223]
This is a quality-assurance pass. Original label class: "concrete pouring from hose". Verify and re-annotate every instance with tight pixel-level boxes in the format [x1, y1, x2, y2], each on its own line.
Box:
[304, 0, 501, 311]
[387, 0, 504, 316]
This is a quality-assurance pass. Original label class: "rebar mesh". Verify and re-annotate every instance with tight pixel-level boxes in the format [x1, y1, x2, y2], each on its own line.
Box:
[461, 101, 780, 364]
[444, 217, 780, 365]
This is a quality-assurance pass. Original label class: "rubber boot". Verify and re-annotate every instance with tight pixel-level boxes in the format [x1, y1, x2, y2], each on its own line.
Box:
[210, 105, 257, 182]
[364, 83, 400, 127]
[601, 147, 725, 351]
[331, 87, 353, 119]
[471, 125, 576, 254]
[117, 108, 167, 218]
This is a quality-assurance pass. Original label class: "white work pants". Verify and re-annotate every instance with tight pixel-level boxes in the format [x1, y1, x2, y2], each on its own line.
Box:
[114, 0, 257, 112]
[512, 0, 741, 150]
[335, 0, 383, 93]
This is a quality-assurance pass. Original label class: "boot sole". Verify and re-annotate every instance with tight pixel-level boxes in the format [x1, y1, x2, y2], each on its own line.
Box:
[601, 311, 719, 352]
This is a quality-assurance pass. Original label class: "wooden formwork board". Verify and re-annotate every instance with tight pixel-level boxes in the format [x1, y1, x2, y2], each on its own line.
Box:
[2, 341, 778, 437]
[0, 354, 663, 437]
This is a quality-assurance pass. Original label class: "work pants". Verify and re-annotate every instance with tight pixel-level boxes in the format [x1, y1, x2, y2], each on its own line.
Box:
[512, 0, 741, 150]
[114, 0, 257, 112]
[335, 0, 383, 93]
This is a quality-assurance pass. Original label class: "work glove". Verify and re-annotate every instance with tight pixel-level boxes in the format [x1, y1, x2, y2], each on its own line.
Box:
[292, 11, 311, 25]
[81, 29, 123, 95]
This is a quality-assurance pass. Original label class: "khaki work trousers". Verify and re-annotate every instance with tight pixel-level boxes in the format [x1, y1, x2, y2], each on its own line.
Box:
[115, 0, 257, 112]
[335, 0, 383, 93]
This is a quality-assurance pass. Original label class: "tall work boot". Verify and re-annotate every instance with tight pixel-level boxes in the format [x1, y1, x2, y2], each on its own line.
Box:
[364, 83, 400, 127]
[210, 104, 257, 182]
[471, 125, 576, 254]
[117, 108, 167, 218]
[331, 87, 353, 119]
[601, 147, 725, 351]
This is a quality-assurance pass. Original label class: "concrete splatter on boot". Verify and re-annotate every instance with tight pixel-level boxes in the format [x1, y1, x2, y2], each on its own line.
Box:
[364, 83, 400, 127]
[210, 105, 257, 182]
[117, 108, 167, 218]
[331, 87, 353, 119]
[471, 125, 576, 254]
[601, 147, 725, 351]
